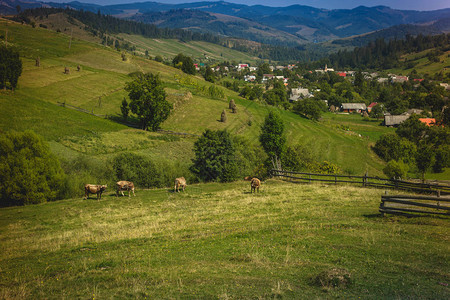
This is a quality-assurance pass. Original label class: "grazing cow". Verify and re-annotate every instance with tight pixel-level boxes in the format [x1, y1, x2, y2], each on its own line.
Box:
[250, 178, 261, 193]
[174, 177, 187, 192]
[84, 184, 107, 200]
[116, 181, 135, 197]
[244, 176, 252, 181]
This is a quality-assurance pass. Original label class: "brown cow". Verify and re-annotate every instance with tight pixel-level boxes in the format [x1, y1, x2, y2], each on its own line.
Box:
[250, 178, 261, 193]
[116, 181, 135, 197]
[84, 184, 107, 200]
[174, 177, 187, 192]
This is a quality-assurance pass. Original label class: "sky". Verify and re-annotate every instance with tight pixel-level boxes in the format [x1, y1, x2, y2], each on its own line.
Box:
[50, 0, 450, 11]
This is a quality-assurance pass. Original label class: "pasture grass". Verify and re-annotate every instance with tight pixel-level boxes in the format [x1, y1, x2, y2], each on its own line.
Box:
[119, 34, 259, 64]
[3, 17, 445, 179]
[0, 180, 448, 298]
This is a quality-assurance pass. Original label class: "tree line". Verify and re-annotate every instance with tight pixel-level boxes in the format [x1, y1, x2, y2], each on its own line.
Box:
[0, 46, 22, 90]
[329, 33, 450, 69]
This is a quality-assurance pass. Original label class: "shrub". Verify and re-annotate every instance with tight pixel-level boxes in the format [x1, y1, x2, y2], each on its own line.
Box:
[282, 144, 315, 172]
[0, 131, 65, 206]
[191, 129, 238, 182]
[383, 160, 408, 180]
[60, 155, 113, 199]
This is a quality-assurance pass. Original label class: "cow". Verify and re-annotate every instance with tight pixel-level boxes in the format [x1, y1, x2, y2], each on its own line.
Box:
[174, 177, 187, 192]
[116, 181, 135, 197]
[250, 178, 261, 193]
[84, 184, 107, 200]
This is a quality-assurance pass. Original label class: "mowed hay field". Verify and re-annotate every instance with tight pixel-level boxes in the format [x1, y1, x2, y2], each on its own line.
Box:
[0, 181, 449, 298]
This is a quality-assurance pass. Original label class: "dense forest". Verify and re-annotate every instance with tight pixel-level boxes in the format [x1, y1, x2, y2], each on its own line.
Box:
[329, 33, 450, 69]
[13, 8, 320, 62]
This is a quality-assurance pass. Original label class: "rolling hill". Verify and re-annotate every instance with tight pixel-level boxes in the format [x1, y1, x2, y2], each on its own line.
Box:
[2, 0, 450, 47]
[0, 16, 389, 187]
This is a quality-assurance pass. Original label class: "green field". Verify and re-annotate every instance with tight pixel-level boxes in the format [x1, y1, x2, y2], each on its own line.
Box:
[0, 18, 389, 177]
[388, 48, 450, 76]
[0, 15, 449, 300]
[0, 181, 448, 298]
[120, 34, 260, 64]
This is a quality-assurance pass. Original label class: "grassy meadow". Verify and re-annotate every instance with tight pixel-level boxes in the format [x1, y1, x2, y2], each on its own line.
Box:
[0, 180, 449, 299]
[0, 17, 389, 178]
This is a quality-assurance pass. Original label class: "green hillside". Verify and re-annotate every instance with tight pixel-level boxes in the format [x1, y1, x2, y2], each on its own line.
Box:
[0, 181, 448, 298]
[388, 48, 450, 76]
[0, 18, 387, 181]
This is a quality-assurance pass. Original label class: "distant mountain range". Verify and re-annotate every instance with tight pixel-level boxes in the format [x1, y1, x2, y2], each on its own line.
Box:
[2, 0, 450, 46]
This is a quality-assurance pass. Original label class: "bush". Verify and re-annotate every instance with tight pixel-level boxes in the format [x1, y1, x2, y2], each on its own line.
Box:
[111, 152, 192, 188]
[191, 129, 238, 182]
[282, 144, 315, 172]
[373, 133, 417, 163]
[60, 155, 113, 199]
[232, 136, 267, 179]
[383, 160, 408, 180]
[0, 131, 65, 206]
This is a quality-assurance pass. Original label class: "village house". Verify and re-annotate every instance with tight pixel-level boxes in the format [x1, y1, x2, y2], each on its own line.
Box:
[289, 88, 310, 102]
[237, 64, 249, 70]
[367, 102, 378, 113]
[391, 75, 409, 83]
[341, 103, 367, 113]
[384, 113, 410, 127]
[419, 118, 436, 126]
[244, 75, 256, 82]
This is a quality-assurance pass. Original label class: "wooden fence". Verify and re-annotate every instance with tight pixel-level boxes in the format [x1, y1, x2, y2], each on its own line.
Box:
[271, 169, 450, 196]
[57, 102, 107, 118]
[380, 194, 450, 216]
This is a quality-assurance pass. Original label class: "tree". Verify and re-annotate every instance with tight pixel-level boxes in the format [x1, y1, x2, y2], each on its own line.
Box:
[0, 46, 22, 90]
[383, 160, 408, 180]
[190, 129, 238, 182]
[416, 143, 435, 181]
[125, 73, 172, 131]
[121, 98, 129, 121]
[204, 66, 215, 83]
[172, 53, 195, 75]
[259, 111, 286, 162]
[373, 133, 417, 163]
[396, 114, 429, 145]
[293, 99, 326, 121]
[369, 104, 384, 119]
[0, 131, 65, 206]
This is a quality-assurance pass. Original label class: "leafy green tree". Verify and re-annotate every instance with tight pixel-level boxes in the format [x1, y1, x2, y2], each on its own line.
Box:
[0, 131, 65, 206]
[282, 144, 315, 171]
[190, 129, 238, 182]
[172, 53, 195, 75]
[259, 111, 286, 160]
[416, 143, 435, 181]
[432, 145, 450, 173]
[0, 46, 22, 90]
[293, 99, 327, 121]
[383, 160, 408, 180]
[204, 66, 216, 83]
[373, 133, 417, 163]
[121, 98, 129, 121]
[396, 114, 429, 145]
[369, 104, 384, 119]
[125, 73, 172, 131]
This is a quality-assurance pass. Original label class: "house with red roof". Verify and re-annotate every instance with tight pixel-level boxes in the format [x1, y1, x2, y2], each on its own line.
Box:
[419, 118, 436, 127]
[367, 102, 378, 112]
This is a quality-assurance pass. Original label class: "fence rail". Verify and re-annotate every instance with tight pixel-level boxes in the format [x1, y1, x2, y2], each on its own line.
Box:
[57, 102, 107, 118]
[271, 169, 450, 196]
[380, 194, 450, 216]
